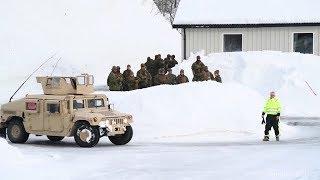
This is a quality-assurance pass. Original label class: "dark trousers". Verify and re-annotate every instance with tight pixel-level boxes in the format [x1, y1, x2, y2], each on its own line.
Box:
[264, 115, 279, 136]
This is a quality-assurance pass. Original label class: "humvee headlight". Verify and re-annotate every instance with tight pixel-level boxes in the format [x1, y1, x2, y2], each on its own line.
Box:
[123, 118, 128, 124]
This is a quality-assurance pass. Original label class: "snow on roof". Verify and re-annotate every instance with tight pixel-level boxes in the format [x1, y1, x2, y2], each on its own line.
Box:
[174, 0, 320, 26]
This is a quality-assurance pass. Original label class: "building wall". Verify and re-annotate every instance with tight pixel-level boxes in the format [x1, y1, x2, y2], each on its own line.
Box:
[183, 26, 320, 58]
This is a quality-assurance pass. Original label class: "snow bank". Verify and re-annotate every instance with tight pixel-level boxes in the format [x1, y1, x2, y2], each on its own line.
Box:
[0, 0, 180, 103]
[105, 82, 298, 142]
[173, 51, 320, 117]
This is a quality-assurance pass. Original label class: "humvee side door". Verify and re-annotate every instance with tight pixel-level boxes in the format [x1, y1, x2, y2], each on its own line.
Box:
[25, 99, 44, 131]
[43, 100, 64, 132]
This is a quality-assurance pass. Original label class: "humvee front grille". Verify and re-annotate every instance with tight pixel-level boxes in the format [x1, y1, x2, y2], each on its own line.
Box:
[110, 118, 124, 125]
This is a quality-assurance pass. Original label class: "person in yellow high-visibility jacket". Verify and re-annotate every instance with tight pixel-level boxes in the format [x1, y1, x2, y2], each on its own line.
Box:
[262, 91, 281, 141]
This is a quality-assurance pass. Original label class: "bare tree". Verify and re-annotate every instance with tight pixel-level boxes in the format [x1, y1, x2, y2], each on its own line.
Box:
[154, 0, 181, 25]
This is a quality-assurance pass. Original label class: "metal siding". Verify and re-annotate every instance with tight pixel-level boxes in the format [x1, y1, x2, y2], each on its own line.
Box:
[184, 26, 320, 58]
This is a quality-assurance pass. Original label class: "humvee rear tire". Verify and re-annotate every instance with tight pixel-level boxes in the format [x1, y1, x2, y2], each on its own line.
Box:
[47, 136, 64, 142]
[7, 120, 29, 143]
[74, 123, 100, 148]
[108, 126, 133, 145]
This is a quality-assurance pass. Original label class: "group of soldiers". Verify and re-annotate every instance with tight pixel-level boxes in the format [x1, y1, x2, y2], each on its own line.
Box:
[107, 54, 222, 91]
[191, 55, 222, 82]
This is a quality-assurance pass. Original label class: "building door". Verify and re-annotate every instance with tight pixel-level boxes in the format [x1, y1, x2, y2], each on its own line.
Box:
[43, 100, 64, 132]
[223, 34, 243, 52]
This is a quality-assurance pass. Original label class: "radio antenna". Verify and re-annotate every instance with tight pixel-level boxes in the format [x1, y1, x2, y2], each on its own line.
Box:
[50, 57, 62, 76]
[9, 53, 57, 102]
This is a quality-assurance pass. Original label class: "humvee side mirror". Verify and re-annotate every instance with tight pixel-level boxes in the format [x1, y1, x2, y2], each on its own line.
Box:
[108, 104, 111, 110]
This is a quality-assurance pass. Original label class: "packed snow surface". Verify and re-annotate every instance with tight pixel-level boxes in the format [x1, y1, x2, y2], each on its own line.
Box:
[174, 0, 320, 25]
[1, 83, 320, 180]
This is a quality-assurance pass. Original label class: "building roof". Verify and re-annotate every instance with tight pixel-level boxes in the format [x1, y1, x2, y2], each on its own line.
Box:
[173, 0, 320, 28]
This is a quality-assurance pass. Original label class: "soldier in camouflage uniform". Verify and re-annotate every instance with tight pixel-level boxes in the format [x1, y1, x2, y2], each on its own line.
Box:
[214, 70, 222, 83]
[137, 63, 152, 89]
[145, 57, 156, 78]
[203, 66, 215, 81]
[153, 54, 165, 78]
[166, 68, 177, 85]
[164, 54, 178, 71]
[176, 69, 189, 84]
[153, 68, 168, 86]
[122, 65, 135, 91]
[192, 56, 206, 82]
[107, 66, 123, 91]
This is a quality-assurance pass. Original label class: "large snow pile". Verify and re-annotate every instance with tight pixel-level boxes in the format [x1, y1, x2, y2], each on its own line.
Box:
[173, 51, 320, 117]
[0, 0, 180, 102]
[174, 0, 320, 25]
[105, 82, 300, 142]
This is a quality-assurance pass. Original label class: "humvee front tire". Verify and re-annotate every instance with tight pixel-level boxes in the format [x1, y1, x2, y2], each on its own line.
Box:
[47, 136, 64, 142]
[7, 120, 29, 143]
[74, 122, 100, 148]
[108, 126, 133, 145]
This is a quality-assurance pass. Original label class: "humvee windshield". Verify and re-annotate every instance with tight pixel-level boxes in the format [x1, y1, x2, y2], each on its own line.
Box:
[88, 99, 105, 108]
[73, 99, 85, 109]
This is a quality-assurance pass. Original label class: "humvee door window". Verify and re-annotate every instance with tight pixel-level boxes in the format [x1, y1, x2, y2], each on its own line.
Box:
[26, 102, 37, 111]
[47, 103, 60, 113]
[88, 99, 105, 108]
[73, 100, 85, 109]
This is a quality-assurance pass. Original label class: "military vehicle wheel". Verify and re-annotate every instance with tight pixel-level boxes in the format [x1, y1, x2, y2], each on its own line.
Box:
[108, 126, 133, 145]
[7, 120, 29, 143]
[47, 136, 64, 142]
[74, 123, 100, 148]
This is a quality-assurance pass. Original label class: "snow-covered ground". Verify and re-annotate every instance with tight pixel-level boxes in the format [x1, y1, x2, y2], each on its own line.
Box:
[1, 0, 320, 180]
[2, 82, 320, 180]
[174, 51, 320, 117]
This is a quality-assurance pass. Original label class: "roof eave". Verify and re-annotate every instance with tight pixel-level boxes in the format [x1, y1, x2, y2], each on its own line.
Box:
[172, 23, 320, 29]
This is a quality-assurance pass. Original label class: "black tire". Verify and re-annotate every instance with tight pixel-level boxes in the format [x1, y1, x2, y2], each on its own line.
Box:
[74, 122, 100, 148]
[47, 136, 64, 142]
[108, 126, 133, 145]
[7, 120, 29, 143]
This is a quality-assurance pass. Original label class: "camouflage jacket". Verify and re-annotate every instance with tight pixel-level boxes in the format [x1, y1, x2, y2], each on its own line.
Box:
[153, 74, 167, 86]
[107, 72, 123, 91]
[137, 69, 152, 87]
[166, 74, 177, 85]
[192, 60, 205, 75]
[176, 75, 189, 84]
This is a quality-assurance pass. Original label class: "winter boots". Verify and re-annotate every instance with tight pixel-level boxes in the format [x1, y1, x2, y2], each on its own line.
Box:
[263, 135, 280, 141]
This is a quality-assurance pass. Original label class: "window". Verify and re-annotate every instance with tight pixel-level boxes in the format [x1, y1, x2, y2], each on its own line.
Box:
[223, 34, 242, 52]
[73, 99, 85, 109]
[88, 75, 94, 85]
[46, 78, 61, 87]
[47, 103, 60, 113]
[293, 33, 313, 54]
[26, 102, 37, 111]
[77, 76, 85, 85]
[88, 99, 105, 108]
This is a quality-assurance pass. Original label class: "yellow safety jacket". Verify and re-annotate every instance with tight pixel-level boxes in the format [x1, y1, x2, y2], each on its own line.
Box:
[263, 98, 281, 115]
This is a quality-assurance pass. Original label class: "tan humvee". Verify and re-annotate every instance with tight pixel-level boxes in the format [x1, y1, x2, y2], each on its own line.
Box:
[0, 74, 133, 147]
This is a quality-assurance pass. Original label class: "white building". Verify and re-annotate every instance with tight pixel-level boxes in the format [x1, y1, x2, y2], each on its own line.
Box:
[173, 0, 320, 59]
